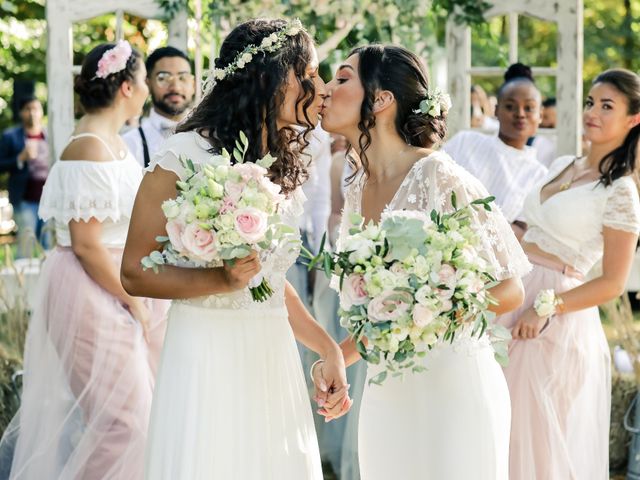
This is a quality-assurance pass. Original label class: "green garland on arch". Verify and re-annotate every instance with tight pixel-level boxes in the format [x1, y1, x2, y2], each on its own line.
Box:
[156, 0, 187, 21]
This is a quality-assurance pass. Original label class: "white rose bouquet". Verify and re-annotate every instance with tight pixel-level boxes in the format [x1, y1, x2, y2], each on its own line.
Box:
[141, 132, 298, 302]
[304, 194, 510, 385]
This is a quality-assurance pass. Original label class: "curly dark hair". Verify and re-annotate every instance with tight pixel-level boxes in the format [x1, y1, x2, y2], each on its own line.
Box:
[345, 44, 446, 181]
[178, 18, 317, 195]
[74, 43, 143, 113]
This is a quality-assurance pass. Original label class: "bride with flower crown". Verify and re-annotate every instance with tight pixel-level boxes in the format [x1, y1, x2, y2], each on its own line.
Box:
[121, 19, 350, 479]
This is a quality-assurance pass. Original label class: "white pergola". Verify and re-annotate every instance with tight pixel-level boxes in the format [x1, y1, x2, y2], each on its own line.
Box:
[446, 0, 584, 156]
[45, 0, 188, 161]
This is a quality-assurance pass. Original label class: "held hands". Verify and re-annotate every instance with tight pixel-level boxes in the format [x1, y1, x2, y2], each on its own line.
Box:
[222, 251, 261, 292]
[311, 352, 353, 422]
[511, 307, 550, 340]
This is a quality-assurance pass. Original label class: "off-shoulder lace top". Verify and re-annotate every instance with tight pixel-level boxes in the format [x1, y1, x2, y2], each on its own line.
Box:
[522, 155, 640, 275]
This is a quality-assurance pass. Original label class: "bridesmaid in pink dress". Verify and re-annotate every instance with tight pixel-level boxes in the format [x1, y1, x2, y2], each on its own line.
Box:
[497, 68, 640, 479]
[0, 43, 169, 479]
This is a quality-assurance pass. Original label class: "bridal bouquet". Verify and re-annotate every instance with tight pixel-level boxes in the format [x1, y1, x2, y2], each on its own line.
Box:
[141, 132, 297, 302]
[305, 194, 509, 384]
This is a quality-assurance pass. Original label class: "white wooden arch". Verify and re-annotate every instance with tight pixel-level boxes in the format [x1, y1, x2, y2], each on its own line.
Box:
[446, 0, 584, 156]
[45, 0, 188, 161]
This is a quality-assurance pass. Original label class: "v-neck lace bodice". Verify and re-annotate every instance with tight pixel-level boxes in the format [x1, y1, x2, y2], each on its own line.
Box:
[522, 155, 640, 274]
[337, 151, 531, 282]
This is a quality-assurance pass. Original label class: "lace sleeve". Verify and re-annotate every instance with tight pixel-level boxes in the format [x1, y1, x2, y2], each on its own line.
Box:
[603, 176, 640, 234]
[412, 153, 531, 281]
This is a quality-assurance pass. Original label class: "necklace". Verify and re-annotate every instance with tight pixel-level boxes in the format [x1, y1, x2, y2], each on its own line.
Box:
[559, 158, 596, 191]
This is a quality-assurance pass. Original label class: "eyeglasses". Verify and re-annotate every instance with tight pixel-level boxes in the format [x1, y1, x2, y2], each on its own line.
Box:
[154, 72, 194, 87]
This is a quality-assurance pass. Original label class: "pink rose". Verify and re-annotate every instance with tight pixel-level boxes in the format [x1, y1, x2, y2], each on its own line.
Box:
[367, 290, 413, 323]
[224, 179, 246, 202]
[412, 304, 436, 328]
[234, 163, 267, 181]
[340, 274, 369, 310]
[165, 219, 186, 253]
[440, 299, 453, 312]
[432, 263, 457, 299]
[219, 196, 237, 214]
[180, 224, 218, 262]
[234, 207, 268, 243]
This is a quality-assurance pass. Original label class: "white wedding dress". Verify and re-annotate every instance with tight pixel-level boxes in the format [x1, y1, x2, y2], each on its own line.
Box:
[337, 152, 531, 480]
[144, 132, 323, 479]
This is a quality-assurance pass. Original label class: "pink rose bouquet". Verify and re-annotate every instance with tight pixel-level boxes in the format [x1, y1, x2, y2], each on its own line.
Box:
[142, 132, 297, 302]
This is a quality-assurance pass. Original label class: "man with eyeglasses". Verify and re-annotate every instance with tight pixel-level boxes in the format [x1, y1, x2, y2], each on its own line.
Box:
[124, 46, 195, 168]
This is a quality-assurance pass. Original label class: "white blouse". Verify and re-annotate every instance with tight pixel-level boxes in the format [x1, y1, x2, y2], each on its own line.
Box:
[523, 155, 640, 274]
[38, 153, 142, 248]
[442, 131, 548, 223]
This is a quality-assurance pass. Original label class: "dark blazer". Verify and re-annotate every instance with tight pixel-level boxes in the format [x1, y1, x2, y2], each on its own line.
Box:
[0, 126, 45, 206]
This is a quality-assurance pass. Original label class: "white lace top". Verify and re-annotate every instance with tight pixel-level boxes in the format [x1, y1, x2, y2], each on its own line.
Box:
[38, 152, 142, 248]
[522, 155, 640, 274]
[337, 151, 532, 283]
[145, 131, 305, 310]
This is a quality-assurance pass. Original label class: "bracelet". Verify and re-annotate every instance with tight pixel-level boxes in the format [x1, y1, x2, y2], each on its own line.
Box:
[309, 359, 324, 380]
[533, 289, 563, 318]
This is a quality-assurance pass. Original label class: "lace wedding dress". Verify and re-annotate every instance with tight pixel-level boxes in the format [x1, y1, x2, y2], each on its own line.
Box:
[144, 132, 323, 479]
[336, 151, 531, 480]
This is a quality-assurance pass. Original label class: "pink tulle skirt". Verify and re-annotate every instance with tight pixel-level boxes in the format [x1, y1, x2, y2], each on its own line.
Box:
[0, 247, 169, 480]
[496, 263, 610, 480]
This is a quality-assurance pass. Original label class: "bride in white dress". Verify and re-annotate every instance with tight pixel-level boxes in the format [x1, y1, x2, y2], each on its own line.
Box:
[120, 19, 349, 479]
[316, 45, 531, 479]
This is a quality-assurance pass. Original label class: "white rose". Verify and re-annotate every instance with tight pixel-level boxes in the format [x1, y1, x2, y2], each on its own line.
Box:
[344, 235, 375, 264]
[415, 285, 434, 305]
[241, 53, 253, 63]
[161, 199, 180, 219]
[412, 304, 436, 328]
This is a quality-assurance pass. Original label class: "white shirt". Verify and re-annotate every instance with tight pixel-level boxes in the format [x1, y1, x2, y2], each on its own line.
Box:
[123, 109, 178, 167]
[299, 126, 332, 251]
[531, 134, 558, 168]
[442, 131, 548, 222]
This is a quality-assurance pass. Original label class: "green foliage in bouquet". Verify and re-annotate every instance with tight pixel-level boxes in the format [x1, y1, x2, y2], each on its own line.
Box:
[304, 194, 510, 385]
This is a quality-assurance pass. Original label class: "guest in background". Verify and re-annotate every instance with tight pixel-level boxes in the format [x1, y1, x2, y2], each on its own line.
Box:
[497, 68, 640, 480]
[470, 84, 499, 131]
[0, 95, 51, 255]
[0, 42, 169, 479]
[443, 63, 548, 239]
[123, 46, 195, 168]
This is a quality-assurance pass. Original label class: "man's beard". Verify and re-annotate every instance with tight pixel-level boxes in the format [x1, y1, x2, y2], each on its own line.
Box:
[153, 95, 192, 117]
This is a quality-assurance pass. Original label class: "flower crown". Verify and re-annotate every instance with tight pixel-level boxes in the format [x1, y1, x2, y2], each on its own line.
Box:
[202, 19, 303, 95]
[413, 88, 452, 118]
[93, 40, 133, 80]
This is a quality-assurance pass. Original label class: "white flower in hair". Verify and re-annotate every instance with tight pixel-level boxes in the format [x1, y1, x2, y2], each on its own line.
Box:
[413, 88, 452, 118]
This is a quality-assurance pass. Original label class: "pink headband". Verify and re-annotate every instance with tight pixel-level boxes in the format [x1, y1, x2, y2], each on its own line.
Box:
[93, 40, 133, 80]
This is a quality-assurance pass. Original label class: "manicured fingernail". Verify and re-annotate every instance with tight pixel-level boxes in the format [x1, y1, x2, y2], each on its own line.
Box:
[320, 382, 328, 392]
[317, 398, 325, 407]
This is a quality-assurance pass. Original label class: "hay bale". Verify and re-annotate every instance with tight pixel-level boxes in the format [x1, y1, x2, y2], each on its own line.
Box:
[611, 371, 638, 472]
